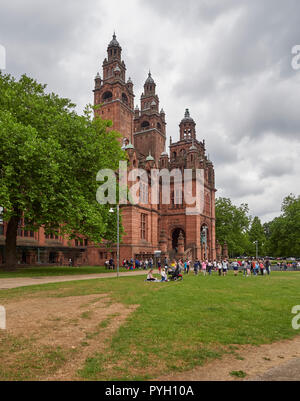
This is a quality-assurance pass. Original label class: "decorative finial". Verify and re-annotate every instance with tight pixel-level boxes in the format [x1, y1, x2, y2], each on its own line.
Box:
[185, 109, 190, 118]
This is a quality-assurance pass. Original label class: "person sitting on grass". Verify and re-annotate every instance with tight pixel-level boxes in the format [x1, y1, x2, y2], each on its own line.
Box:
[147, 269, 157, 282]
[161, 269, 168, 282]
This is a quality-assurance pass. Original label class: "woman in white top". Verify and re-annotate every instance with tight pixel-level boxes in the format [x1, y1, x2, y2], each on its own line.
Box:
[147, 269, 156, 282]
[222, 260, 228, 276]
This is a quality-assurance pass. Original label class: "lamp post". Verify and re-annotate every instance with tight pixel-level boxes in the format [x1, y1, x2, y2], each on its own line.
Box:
[254, 240, 258, 260]
[109, 205, 120, 278]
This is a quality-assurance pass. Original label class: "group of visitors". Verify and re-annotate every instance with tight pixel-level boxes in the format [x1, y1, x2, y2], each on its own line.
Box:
[146, 257, 276, 280]
[278, 261, 300, 271]
[122, 258, 154, 270]
[146, 258, 182, 282]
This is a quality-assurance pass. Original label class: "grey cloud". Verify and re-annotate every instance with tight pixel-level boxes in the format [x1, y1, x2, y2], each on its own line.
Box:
[1, 0, 299, 222]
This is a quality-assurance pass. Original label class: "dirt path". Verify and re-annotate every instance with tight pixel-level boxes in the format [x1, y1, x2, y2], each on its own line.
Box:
[1, 293, 138, 380]
[156, 336, 300, 381]
[0, 270, 148, 290]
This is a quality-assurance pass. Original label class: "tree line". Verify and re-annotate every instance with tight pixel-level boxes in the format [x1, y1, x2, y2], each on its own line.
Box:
[215, 195, 300, 258]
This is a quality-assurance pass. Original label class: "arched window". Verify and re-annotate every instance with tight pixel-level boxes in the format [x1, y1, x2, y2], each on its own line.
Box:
[157, 122, 161, 130]
[141, 121, 150, 130]
[102, 91, 113, 102]
[122, 93, 128, 105]
[172, 152, 177, 159]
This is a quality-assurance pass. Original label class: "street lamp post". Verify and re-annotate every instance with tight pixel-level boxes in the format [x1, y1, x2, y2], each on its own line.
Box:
[254, 241, 258, 260]
[110, 205, 120, 278]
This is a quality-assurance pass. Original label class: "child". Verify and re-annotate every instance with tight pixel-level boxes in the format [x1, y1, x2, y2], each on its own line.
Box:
[161, 269, 168, 282]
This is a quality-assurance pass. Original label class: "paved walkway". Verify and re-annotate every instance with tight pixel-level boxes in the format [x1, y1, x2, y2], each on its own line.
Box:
[251, 358, 300, 381]
[0, 270, 148, 290]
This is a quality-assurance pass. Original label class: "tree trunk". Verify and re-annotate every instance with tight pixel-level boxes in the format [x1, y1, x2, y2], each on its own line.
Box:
[4, 210, 20, 271]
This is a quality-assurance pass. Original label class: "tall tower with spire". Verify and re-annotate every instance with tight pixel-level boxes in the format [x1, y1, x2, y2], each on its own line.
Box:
[93, 33, 134, 144]
[133, 72, 166, 163]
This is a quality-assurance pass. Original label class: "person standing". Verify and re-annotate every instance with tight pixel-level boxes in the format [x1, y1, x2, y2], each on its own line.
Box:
[217, 261, 222, 276]
[222, 260, 228, 276]
[243, 260, 248, 277]
[259, 261, 264, 276]
[187, 259, 190, 275]
[231, 260, 239, 277]
[207, 260, 213, 276]
[265, 259, 271, 275]
[202, 260, 207, 276]
[157, 259, 162, 275]
[194, 260, 199, 275]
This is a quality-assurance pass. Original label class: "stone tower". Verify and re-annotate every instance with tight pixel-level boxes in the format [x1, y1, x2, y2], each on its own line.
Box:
[133, 72, 166, 163]
[93, 33, 135, 144]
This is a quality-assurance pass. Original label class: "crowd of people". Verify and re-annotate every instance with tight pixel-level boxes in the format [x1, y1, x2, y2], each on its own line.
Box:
[157, 258, 274, 278]
[277, 261, 300, 271]
[105, 255, 299, 282]
[146, 257, 286, 281]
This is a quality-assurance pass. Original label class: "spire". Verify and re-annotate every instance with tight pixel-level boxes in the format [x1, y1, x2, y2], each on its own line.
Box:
[145, 70, 155, 85]
[108, 32, 120, 48]
[181, 108, 194, 123]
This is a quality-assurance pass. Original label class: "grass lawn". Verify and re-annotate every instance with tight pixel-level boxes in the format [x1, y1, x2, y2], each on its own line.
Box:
[0, 266, 132, 278]
[0, 271, 299, 380]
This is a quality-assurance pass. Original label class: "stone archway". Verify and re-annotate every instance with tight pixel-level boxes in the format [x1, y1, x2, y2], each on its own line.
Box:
[172, 228, 186, 251]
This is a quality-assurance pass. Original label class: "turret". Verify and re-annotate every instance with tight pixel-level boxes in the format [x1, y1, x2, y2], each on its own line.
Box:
[179, 109, 196, 141]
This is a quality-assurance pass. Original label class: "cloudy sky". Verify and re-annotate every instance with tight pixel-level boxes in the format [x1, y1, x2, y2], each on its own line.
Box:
[1, 0, 300, 222]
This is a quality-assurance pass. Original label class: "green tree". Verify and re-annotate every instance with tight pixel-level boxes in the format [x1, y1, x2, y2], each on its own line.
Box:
[248, 216, 266, 257]
[215, 197, 251, 257]
[0, 73, 125, 270]
[268, 194, 300, 257]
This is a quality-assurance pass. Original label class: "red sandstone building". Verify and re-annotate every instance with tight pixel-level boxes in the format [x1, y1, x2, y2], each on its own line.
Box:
[0, 34, 228, 267]
[93, 34, 221, 264]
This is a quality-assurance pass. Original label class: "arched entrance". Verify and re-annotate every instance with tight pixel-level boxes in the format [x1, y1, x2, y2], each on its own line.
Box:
[172, 228, 186, 252]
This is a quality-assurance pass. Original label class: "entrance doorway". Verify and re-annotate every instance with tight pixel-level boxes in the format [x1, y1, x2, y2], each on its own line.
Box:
[172, 229, 185, 252]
